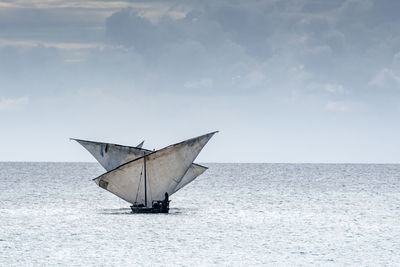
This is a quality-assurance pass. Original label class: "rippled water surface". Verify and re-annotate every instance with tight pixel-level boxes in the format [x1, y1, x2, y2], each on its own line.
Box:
[1, 163, 399, 266]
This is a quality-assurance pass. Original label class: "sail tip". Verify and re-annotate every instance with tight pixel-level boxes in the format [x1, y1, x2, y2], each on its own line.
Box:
[196, 131, 219, 140]
[202, 130, 219, 141]
[205, 131, 219, 139]
[136, 140, 145, 149]
[70, 137, 84, 143]
[192, 163, 208, 169]
[92, 176, 101, 185]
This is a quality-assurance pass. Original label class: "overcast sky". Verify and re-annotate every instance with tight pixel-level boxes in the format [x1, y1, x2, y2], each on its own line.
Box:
[1, 0, 400, 163]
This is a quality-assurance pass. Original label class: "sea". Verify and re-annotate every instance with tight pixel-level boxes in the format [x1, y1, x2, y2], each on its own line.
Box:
[1, 162, 399, 266]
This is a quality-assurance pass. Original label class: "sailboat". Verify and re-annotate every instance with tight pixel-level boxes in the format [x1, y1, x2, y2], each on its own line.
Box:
[70, 139, 208, 193]
[72, 132, 217, 213]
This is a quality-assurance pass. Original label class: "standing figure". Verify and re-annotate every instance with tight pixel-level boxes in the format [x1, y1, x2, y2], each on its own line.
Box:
[164, 192, 169, 204]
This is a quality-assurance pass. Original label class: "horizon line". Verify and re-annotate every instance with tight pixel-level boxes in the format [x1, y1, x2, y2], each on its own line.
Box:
[0, 161, 399, 165]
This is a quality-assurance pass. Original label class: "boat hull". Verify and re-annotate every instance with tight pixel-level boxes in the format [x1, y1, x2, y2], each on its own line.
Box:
[130, 201, 169, 213]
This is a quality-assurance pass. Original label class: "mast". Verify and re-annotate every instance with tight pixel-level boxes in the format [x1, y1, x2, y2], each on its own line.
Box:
[144, 154, 147, 207]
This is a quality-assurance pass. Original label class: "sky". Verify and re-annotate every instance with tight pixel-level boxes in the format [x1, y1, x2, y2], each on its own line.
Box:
[0, 0, 400, 163]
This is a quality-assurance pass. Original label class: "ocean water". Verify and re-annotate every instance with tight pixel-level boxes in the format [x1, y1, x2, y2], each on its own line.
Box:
[1, 162, 399, 266]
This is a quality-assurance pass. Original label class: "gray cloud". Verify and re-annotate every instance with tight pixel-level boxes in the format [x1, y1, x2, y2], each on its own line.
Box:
[100, 1, 400, 97]
[1, 0, 399, 98]
[0, 7, 105, 43]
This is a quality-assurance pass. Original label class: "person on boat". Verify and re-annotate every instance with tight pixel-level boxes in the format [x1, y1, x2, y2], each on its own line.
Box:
[161, 192, 169, 211]
[162, 192, 168, 207]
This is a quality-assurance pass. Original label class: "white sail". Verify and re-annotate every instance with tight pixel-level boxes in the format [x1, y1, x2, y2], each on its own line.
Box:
[72, 138, 208, 193]
[173, 164, 207, 193]
[71, 139, 149, 171]
[93, 132, 217, 206]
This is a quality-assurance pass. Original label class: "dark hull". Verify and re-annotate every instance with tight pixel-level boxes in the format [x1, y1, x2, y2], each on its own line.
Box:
[130, 201, 169, 213]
